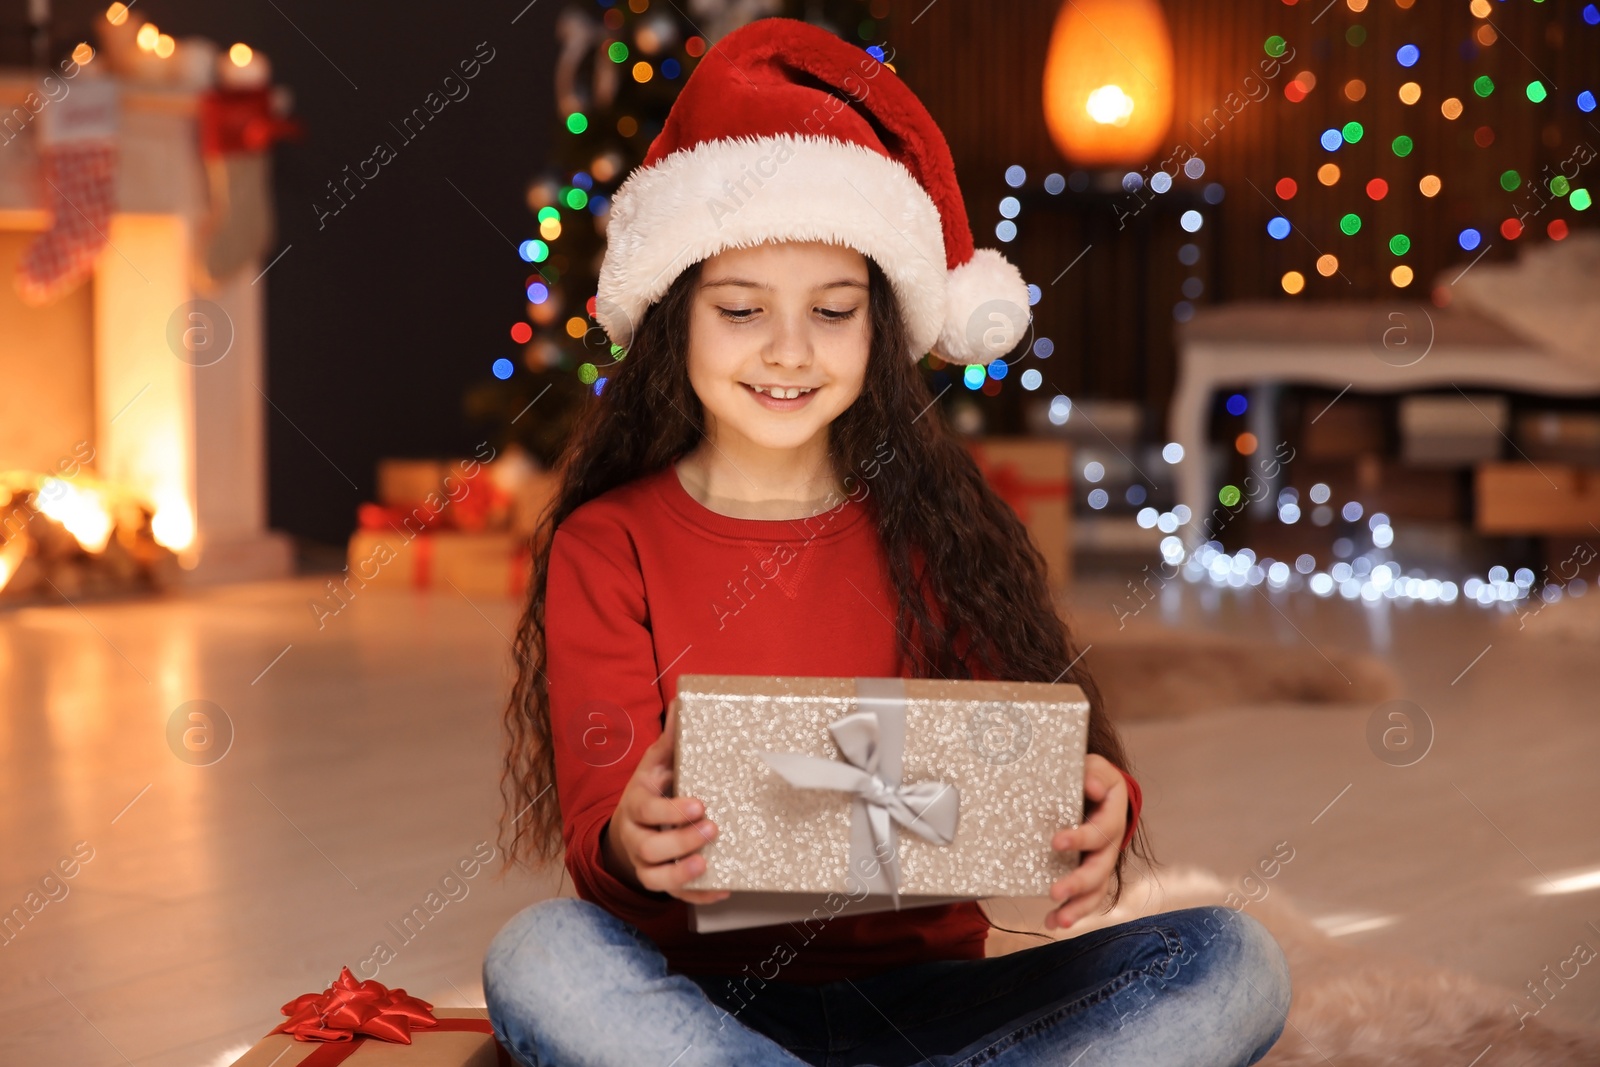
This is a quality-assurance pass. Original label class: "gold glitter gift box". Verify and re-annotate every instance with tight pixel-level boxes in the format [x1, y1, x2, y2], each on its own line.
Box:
[671, 675, 1091, 929]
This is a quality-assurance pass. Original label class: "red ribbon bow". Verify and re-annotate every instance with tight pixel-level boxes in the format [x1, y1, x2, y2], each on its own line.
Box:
[269, 967, 438, 1044]
[199, 88, 306, 157]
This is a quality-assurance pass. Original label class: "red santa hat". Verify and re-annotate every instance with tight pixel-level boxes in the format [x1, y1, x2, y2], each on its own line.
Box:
[595, 17, 1031, 366]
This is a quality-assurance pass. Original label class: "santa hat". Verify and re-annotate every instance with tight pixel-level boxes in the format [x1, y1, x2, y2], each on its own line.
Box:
[595, 17, 1031, 366]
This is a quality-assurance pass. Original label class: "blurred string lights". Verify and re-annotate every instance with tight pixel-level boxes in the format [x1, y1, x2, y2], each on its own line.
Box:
[1141, 480, 1587, 613]
[1267, 0, 1596, 296]
[956, 155, 1222, 401]
[1114, 388, 1579, 612]
[1067, 407, 1565, 613]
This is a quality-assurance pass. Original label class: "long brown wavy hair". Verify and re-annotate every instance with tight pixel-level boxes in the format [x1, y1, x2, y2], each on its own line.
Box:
[495, 250, 1156, 923]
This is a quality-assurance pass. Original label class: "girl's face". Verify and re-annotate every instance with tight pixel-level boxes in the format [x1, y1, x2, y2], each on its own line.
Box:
[686, 240, 871, 460]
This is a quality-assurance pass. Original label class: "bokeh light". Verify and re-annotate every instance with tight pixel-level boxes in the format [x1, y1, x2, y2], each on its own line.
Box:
[1318, 163, 1341, 185]
[1398, 82, 1421, 105]
[1458, 228, 1482, 251]
[1396, 44, 1419, 68]
[1392, 135, 1414, 157]
[1321, 128, 1344, 151]
[1419, 174, 1441, 197]
[1474, 75, 1494, 98]
[1316, 254, 1339, 276]
[1345, 79, 1367, 101]
[1391, 265, 1414, 287]
[510, 322, 532, 344]
[1267, 217, 1292, 239]
[1339, 213, 1362, 235]
[1276, 176, 1298, 199]
[1573, 189, 1594, 211]
[1548, 219, 1569, 240]
[1501, 217, 1523, 240]
[1281, 270, 1306, 295]
[1367, 178, 1388, 200]
[1526, 81, 1548, 103]
[1441, 97, 1463, 120]
[1499, 169, 1521, 192]
[1235, 432, 1259, 455]
[1389, 233, 1411, 256]
[1342, 121, 1365, 143]
[1226, 393, 1249, 416]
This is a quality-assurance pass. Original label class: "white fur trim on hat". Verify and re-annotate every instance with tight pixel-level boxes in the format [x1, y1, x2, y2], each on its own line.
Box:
[596, 134, 948, 360]
[935, 247, 1034, 366]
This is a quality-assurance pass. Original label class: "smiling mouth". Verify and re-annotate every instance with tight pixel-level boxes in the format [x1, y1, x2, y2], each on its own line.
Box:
[742, 383, 817, 399]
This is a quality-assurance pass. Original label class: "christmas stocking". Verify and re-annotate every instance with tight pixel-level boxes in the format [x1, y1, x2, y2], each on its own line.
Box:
[15, 76, 120, 307]
[200, 151, 273, 284]
[197, 87, 301, 288]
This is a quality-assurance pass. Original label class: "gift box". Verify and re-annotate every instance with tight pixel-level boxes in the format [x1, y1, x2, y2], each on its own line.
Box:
[672, 675, 1090, 921]
[345, 530, 531, 599]
[372, 457, 518, 534]
[963, 437, 1073, 591]
[229, 967, 512, 1066]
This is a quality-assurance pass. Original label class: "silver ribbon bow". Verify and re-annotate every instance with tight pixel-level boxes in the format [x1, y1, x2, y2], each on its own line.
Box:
[755, 684, 959, 908]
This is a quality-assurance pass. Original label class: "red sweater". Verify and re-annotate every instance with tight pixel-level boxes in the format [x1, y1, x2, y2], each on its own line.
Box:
[542, 463, 1143, 984]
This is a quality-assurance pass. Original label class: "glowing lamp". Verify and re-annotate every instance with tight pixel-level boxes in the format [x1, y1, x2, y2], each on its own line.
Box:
[1043, 0, 1175, 166]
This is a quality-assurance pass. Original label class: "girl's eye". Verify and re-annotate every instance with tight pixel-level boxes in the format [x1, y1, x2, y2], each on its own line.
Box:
[715, 307, 860, 323]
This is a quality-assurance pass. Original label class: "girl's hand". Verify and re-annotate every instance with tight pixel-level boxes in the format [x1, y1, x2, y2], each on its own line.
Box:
[600, 701, 733, 905]
[1043, 753, 1128, 931]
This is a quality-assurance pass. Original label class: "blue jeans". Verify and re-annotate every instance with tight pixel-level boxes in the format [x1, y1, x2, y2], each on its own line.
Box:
[483, 897, 1291, 1066]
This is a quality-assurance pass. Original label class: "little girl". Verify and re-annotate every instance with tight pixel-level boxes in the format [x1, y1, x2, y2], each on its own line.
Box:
[485, 18, 1289, 1067]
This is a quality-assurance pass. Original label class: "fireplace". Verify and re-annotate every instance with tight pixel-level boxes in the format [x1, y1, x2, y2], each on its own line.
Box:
[0, 69, 292, 600]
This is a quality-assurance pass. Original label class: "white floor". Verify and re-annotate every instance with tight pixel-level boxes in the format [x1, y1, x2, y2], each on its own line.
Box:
[1, 571, 1596, 1065]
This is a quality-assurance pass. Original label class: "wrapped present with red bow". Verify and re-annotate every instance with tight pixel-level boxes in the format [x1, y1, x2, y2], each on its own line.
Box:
[228, 967, 513, 1066]
[963, 437, 1074, 591]
[342, 529, 532, 601]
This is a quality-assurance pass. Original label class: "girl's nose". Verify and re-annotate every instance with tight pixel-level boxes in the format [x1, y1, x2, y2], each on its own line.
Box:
[764, 315, 814, 367]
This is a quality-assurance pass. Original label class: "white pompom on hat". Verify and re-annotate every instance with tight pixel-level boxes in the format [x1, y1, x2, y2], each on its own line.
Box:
[595, 17, 1031, 365]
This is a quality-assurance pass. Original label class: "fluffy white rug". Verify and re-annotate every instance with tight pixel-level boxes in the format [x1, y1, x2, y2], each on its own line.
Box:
[1074, 626, 1400, 721]
[983, 866, 1600, 1066]
[1502, 592, 1600, 642]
